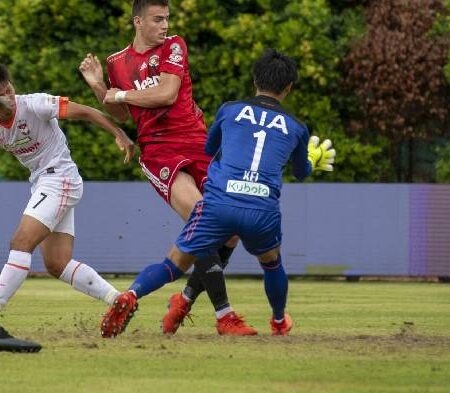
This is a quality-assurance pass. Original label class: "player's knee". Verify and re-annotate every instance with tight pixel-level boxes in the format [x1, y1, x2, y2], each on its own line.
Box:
[10, 235, 35, 253]
[44, 257, 67, 278]
[257, 248, 280, 264]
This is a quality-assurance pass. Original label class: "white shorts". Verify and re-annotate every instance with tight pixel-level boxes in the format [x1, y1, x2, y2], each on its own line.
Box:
[23, 170, 83, 237]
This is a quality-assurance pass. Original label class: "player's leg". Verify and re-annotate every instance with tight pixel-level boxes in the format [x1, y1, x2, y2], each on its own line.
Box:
[0, 173, 71, 309]
[100, 245, 193, 338]
[168, 172, 233, 325]
[28, 172, 119, 305]
[141, 150, 235, 333]
[175, 201, 257, 336]
[256, 248, 292, 336]
[241, 209, 292, 336]
[182, 236, 238, 305]
[179, 154, 239, 305]
[0, 215, 49, 310]
[101, 200, 255, 337]
[39, 217, 120, 306]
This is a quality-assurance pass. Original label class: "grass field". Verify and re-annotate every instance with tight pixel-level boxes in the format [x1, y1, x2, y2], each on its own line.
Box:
[1, 277, 450, 393]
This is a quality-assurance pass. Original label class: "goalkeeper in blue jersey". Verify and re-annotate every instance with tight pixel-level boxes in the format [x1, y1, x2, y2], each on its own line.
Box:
[100, 48, 335, 337]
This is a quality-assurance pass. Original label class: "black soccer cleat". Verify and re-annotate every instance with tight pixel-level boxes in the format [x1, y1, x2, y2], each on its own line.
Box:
[0, 326, 42, 353]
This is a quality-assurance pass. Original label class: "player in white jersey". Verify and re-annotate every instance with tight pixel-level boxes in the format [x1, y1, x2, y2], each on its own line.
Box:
[0, 64, 134, 350]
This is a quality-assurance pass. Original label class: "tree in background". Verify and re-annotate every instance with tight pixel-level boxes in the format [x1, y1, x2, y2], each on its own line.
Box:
[0, 0, 400, 182]
[436, 0, 450, 183]
[0, 0, 140, 180]
[343, 0, 450, 182]
[171, 0, 390, 182]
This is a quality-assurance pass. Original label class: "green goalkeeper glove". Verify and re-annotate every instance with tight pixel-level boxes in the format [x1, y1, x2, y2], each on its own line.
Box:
[308, 136, 336, 172]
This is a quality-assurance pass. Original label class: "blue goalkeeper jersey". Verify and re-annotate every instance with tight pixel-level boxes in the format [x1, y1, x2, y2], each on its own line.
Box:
[203, 95, 312, 211]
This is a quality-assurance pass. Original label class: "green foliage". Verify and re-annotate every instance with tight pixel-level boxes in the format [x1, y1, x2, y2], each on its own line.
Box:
[0, 0, 137, 180]
[171, 0, 384, 182]
[0, 149, 28, 180]
[0, 0, 386, 182]
[436, 142, 450, 183]
[431, 0, 450, 86]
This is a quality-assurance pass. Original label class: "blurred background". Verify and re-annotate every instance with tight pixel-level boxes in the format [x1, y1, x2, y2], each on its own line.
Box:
[1, 0, 449, 183]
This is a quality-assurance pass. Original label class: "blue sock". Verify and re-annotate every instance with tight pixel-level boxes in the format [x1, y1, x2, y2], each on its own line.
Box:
[129, 258, 184, 299]
[260, 255, 288, 321]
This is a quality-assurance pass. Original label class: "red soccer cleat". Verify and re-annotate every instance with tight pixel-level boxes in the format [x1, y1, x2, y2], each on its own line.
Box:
[216, 312, 258, 336]
[270, 313, 293, 336]
[161, 292, 191, 334]
[100, 291, 138, 338]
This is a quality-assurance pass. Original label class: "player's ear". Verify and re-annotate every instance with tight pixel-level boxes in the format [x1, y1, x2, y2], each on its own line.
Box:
[283, 83, 293, 96]
[7, 82, 15, 97]
[133, 15, 142, 29]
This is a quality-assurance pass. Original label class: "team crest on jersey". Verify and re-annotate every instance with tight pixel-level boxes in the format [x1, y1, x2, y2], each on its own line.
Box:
[168, 43, 183, 64]
[160, 167, 170, 180]
[17, 120, 30, 136]
[170, 43, 183, 55]
[149, 55, 159, 67]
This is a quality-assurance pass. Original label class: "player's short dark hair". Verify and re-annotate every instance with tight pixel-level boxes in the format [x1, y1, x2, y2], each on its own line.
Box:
[253, 49, 298, 94]
[0, 64, 11, 86]
[132, 0, 169, 17]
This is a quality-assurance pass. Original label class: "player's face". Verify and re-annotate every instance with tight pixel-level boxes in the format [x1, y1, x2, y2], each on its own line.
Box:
[134, 5, 169, 47]
[0, 81, 16, 120]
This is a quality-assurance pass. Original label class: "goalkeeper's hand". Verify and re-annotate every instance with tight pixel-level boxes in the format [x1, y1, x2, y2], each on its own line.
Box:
[308, 136, 336, 172]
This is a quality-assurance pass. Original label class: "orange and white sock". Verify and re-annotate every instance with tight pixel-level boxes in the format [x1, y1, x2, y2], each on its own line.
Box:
[59, 259, 119, 305]
[216, 306, 233, 319]
[0, 250, 32, 310]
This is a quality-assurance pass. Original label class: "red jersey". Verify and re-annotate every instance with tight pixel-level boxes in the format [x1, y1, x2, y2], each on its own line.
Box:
[106, 35, 207, 145]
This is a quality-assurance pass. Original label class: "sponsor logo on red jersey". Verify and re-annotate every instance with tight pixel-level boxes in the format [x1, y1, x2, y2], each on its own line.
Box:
[133, 76, 160, 90]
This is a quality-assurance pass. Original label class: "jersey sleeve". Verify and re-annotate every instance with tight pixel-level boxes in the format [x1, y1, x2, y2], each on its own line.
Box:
[106, 60, 118, 88]
[159, 36, 187, 79]
[206, 104, 227, 156]
[31, 94, 69, 121]
[291, 124, 312, 181]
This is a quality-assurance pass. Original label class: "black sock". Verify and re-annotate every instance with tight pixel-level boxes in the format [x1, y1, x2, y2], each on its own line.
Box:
[217, 245, 235, 268]
[183, 269, 204, 303]
[192, 253, 230, 312]
[183, 245, 235, 304]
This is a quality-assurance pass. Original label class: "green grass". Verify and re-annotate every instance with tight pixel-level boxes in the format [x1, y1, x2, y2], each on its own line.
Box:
[1, 278, 450, 393]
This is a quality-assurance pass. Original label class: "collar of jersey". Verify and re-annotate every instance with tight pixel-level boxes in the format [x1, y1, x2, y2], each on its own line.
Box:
[128, 43, 157, 57]
[254, 95, 281, 105]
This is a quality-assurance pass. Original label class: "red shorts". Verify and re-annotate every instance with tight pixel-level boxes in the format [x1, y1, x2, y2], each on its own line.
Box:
[139, 142, 212, 204]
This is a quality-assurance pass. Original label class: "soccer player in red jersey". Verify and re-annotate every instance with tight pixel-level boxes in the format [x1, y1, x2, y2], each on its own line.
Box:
[80, 0, 251, 336]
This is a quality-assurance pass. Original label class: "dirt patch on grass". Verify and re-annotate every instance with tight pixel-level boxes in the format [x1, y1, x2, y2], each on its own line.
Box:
[122, 327, 450, 348]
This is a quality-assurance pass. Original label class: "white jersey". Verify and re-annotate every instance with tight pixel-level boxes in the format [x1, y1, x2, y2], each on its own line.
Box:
[0, 93, 77, 183]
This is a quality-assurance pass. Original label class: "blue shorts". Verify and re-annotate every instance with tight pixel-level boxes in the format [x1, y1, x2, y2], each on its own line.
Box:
[176, 200, 282, 257]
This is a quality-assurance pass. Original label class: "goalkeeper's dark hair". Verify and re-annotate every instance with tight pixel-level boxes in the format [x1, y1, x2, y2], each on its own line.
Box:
[0, 64, 11, 86]
[132, 0, 169, 17]
[253, 49, 298, 94]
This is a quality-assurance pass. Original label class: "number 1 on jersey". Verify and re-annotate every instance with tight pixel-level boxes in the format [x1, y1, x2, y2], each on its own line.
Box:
[251, 130, 266, 172]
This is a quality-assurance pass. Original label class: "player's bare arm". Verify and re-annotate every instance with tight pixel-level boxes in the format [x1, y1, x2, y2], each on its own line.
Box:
[103, 73, 181, 108]
[64, 101, 135, 164]
[79, 53, 130, 123]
